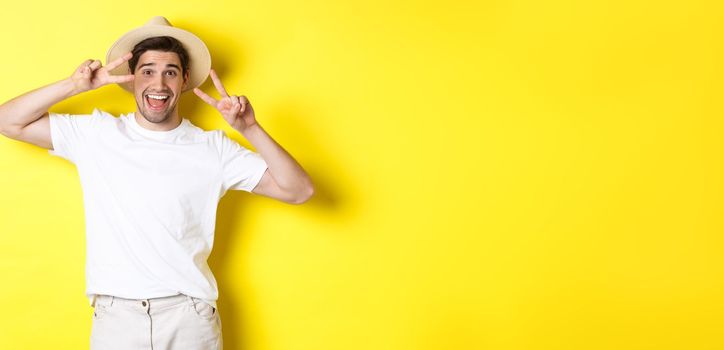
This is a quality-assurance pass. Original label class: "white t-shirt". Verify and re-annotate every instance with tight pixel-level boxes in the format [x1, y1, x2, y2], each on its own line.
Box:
[48, 108, 268, 309]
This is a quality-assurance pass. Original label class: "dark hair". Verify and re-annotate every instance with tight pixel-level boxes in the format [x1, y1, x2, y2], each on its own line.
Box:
[128, 36, 190, 77]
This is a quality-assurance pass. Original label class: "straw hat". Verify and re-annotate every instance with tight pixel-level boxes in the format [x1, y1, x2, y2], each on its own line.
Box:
[106, 16, 211, 93]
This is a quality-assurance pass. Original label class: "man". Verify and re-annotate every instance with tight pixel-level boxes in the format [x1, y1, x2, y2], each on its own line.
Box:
[0, 16, 313, 350]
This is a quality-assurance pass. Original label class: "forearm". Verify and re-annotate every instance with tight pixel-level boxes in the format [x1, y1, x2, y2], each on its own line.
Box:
[237, 123, 313, 195]
[0, 78, 78, 133]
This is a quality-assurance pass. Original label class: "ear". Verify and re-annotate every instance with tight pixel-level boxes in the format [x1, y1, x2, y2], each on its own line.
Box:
[183, 70, 190, 89]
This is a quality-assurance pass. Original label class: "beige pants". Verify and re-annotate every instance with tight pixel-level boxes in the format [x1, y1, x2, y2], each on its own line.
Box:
[90, 294, 222, 350]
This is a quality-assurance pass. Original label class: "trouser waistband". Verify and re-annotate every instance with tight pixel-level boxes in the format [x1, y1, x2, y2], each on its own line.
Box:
[93, 294, 198, 313]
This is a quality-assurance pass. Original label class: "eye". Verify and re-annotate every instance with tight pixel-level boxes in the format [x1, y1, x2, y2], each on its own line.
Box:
[142, 70, 152, 75]
[166, 71, 177, 76]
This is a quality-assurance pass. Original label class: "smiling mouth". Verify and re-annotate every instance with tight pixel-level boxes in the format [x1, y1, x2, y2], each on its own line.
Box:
[145, 94, 170, 111]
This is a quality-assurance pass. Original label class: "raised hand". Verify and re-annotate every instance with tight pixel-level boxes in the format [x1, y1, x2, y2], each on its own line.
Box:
[193, 69, 257, 132]
[70, 52, 135, 94]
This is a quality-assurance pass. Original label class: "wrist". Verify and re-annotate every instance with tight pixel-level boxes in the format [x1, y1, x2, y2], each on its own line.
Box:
[63, 77, 85, 97]
[238, 122, 262, 138]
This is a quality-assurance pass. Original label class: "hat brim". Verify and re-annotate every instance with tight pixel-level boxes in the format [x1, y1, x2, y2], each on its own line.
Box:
[106, 24, 210, 93]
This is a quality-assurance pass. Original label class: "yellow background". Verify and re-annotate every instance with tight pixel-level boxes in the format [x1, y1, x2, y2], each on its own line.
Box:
[1, 0, 723, 349]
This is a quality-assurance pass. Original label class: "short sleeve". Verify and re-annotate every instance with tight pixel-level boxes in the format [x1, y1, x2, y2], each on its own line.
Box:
[48, 109, 102, 163]
[216, 130, 268, 192]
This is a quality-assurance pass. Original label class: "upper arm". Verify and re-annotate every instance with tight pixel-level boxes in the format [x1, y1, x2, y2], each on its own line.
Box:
[216, 130, 312, 204]
[5, 112, 53, 149]
[251, 169, 314, 205]
[251, 169, 294, 202]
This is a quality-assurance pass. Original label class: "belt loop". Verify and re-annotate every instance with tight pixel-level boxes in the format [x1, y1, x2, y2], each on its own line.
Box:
[186, 294, 195, 307]
[110, 295, 115, 307]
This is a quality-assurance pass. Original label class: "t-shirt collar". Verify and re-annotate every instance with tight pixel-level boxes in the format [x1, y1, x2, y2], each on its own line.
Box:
[127, 112, 188, 139]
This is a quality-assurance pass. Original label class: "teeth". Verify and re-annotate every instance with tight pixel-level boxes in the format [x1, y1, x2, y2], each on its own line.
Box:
[147, 95, 169, 100]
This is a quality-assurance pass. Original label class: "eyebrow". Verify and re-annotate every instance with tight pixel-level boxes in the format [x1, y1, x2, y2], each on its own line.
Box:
[138, 63, 181, 71]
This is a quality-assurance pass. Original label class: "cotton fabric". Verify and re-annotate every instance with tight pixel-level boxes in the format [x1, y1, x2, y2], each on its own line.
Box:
[90, 293, 222, 349]
[48, 109, 267, 309]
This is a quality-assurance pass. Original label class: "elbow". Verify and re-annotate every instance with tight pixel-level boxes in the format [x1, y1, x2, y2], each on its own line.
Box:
[0, 109, 11, 138]
[0, 116, 12, 138]
[0, 124, 21, 139]
[289, 183, 315, 205]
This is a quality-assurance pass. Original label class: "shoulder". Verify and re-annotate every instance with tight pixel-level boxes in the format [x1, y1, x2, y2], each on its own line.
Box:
[183, 119, 227, 145]
[91, 108, 116, 118]
[49, 108, 117, 128]
[202, 128, 248, 155]
[87, 108, 119, 125]
[206, 128, 236, 145]
[84, 108, 119, 121]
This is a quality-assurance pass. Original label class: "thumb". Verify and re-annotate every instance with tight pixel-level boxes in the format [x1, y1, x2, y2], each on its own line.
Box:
[74, 60, 91, 76]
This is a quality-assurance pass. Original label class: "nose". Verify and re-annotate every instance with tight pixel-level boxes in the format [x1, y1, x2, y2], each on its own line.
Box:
[149, 74, 167, 90]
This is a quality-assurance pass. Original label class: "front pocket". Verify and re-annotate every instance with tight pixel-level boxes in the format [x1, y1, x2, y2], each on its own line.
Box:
[192, 300, 216, 320]
[93, 304, 110, 320]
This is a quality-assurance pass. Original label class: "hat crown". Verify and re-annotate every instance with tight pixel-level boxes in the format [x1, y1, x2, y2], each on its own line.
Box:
[145, 16, 172, 27]
[106, 16, 210, 93]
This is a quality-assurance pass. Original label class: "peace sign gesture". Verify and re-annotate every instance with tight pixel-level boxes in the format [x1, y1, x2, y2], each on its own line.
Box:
[193, 69, 257, 132]
[70, 52, 135, 94]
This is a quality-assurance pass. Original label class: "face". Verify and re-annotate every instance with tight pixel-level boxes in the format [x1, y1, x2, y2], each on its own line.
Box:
[132, 50, 189, 124]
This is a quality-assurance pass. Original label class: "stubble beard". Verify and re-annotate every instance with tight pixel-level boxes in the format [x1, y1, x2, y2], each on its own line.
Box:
[135, 96, 176, 124]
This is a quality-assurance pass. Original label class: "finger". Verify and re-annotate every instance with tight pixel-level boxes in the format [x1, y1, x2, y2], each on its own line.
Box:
[229, 96, 242, 113]
[107, 74, 135, 84]
[78, 59, 93, 68]
[77, 59, 93, 74]
[209, 69, 229, 97]
[227, 102, 241, 117]
[88, 60, 102, 71]
[220, 97, 235, 111]
[239, 95, 249, 113]
[193, 88, 218, 106]
[105, 52, 133, 72]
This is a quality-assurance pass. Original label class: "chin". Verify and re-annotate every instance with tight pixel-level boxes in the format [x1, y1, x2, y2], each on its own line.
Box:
[136, 101, 175, 124]
[143, 111, 172, 124]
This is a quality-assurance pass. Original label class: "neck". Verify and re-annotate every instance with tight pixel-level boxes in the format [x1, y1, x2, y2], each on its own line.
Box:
[134, 111, 182, 131]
